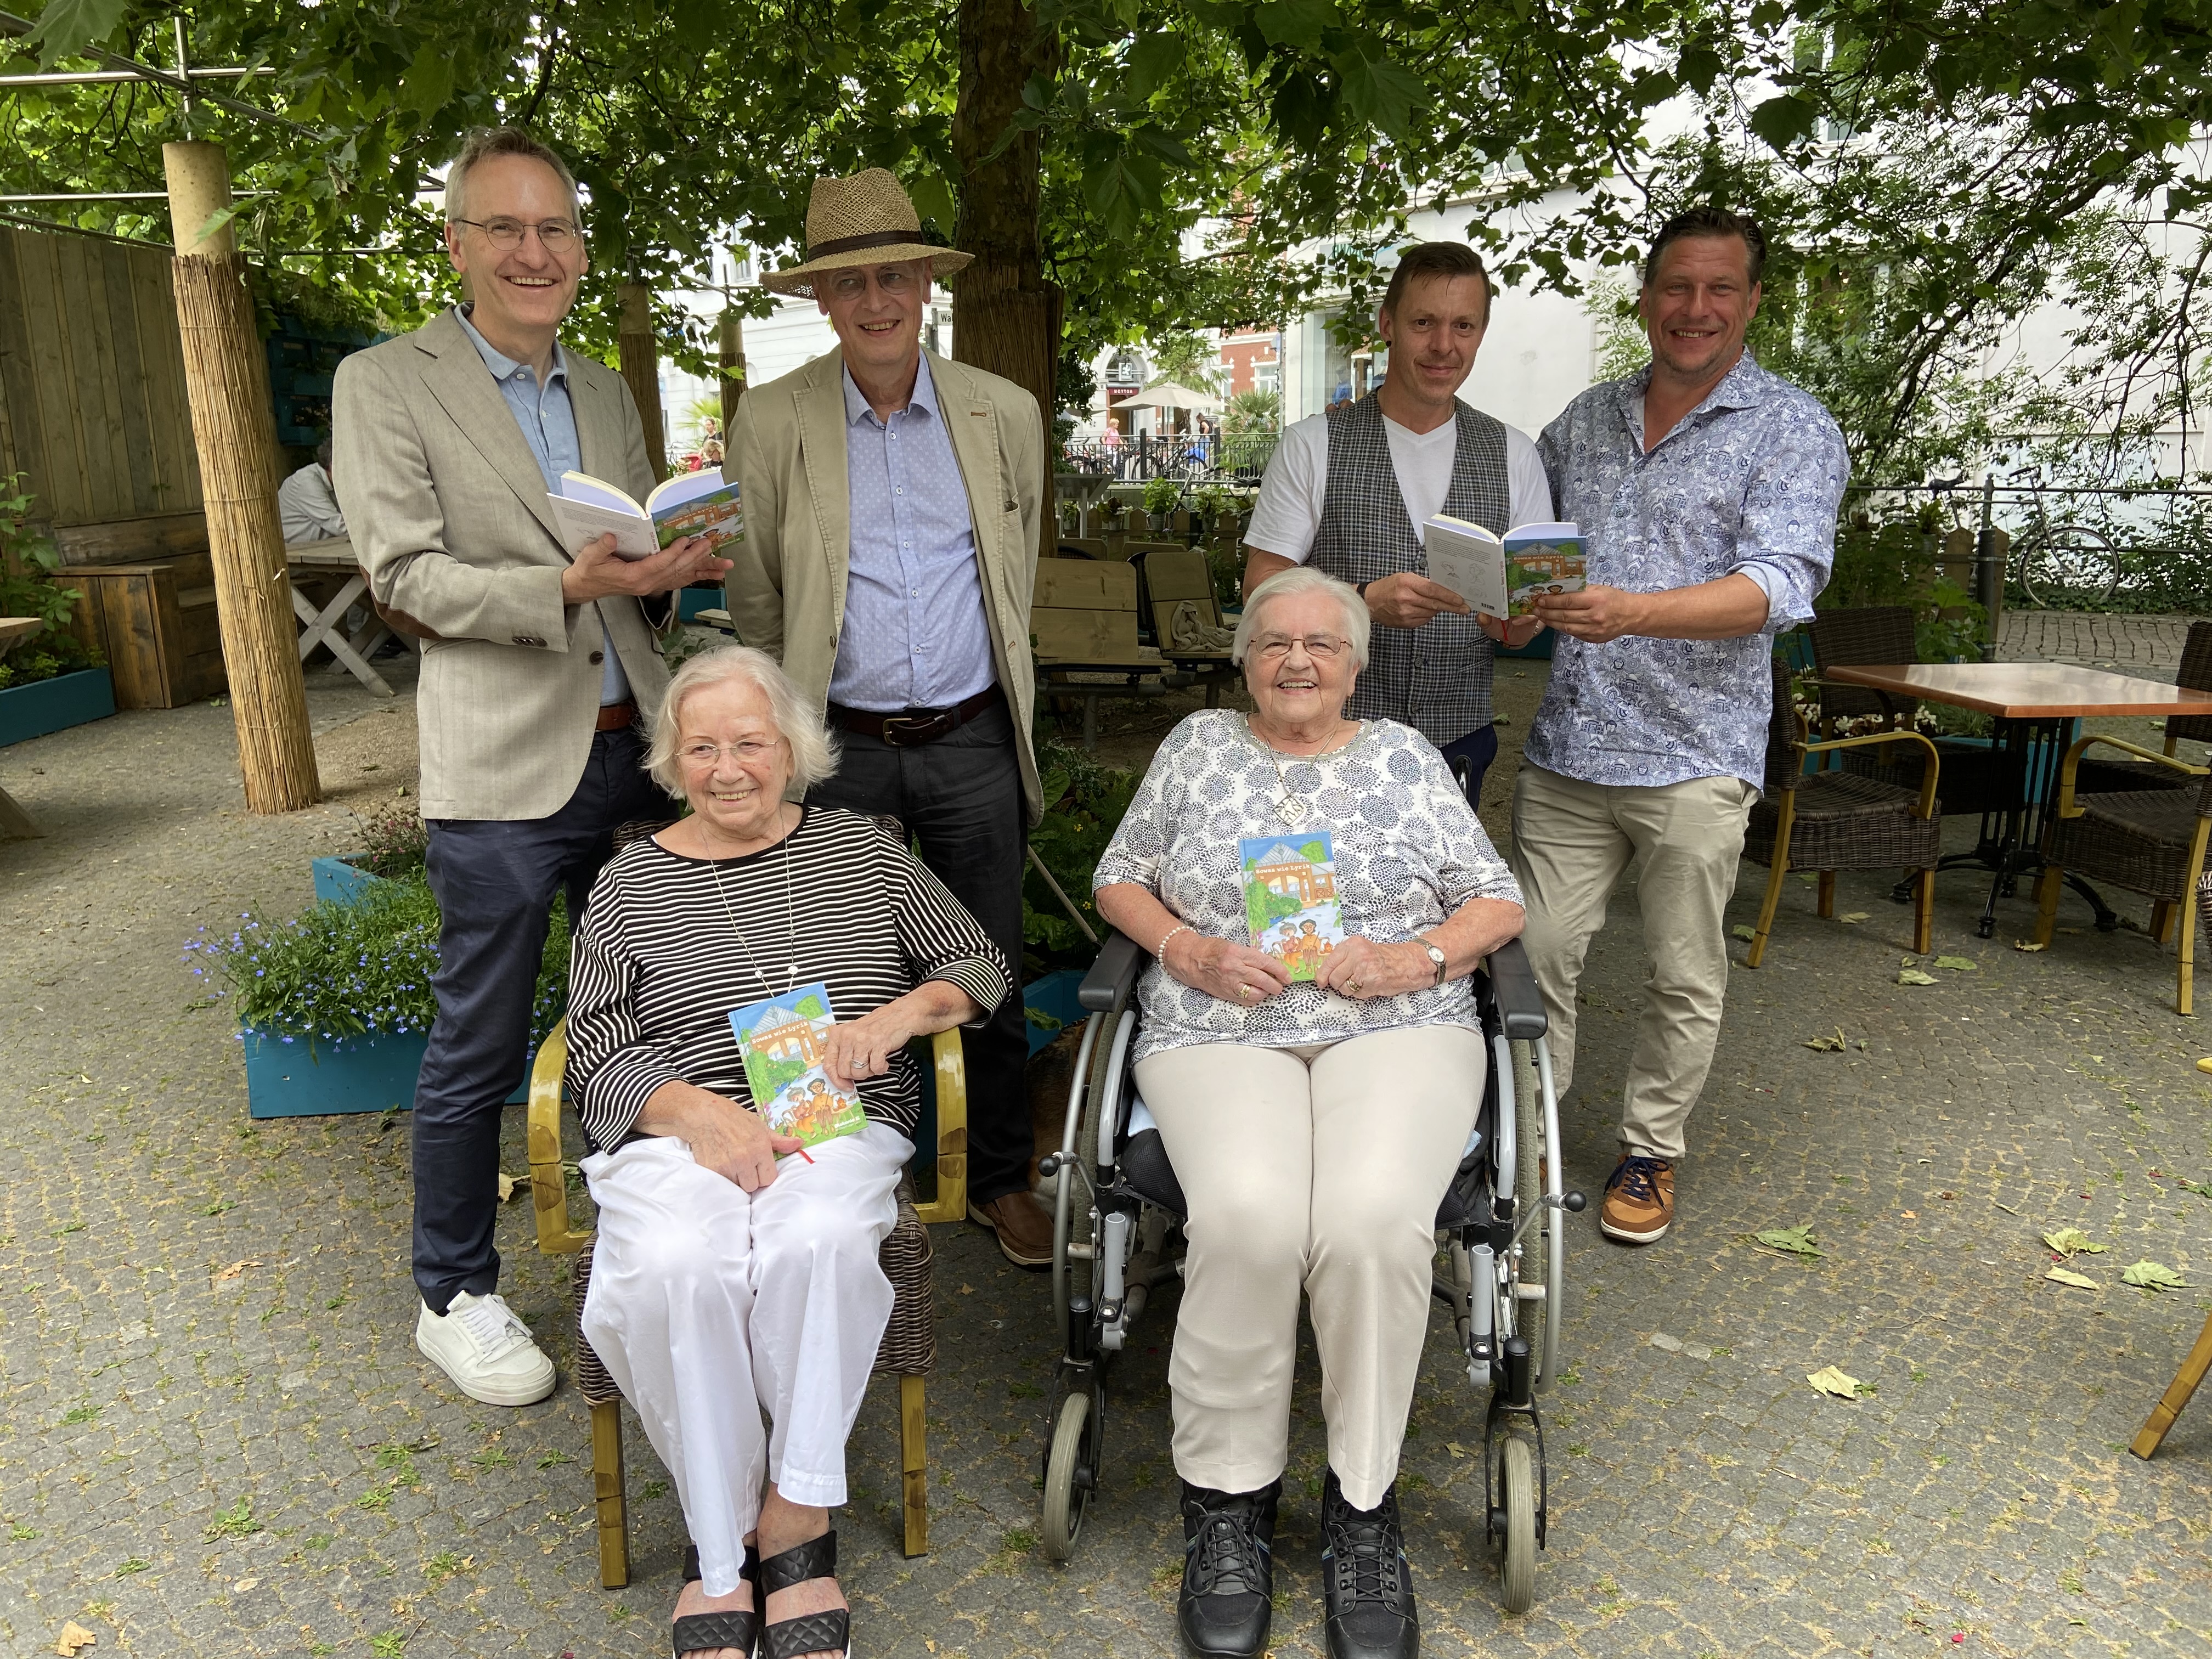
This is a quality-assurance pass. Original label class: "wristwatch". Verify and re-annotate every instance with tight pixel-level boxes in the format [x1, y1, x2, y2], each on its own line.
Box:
[1419, 940, 1449, 986]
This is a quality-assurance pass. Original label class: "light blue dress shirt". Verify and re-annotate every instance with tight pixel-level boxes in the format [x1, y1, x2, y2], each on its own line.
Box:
[830, 356, 996, 712]
[1526, 352, 1848, 789]
[454, 304, 631, 707]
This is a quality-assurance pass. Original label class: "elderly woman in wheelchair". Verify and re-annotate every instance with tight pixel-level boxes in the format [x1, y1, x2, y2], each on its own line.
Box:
[1090, 567, 1526, 1659]
[563, 646, 1009, 1659]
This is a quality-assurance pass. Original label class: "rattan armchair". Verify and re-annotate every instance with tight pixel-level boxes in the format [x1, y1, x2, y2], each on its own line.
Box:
[1743, 654, 1943, 968]
[2074, 621, 2212, 795]
[525, 1018, 969, 1587]
[1804, 605, 2013, 818]
[2030, 736, 2212, 1013]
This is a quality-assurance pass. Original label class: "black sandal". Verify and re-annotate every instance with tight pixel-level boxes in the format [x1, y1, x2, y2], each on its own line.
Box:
[758, 1530, 851, 1659]
[673, 1541, 761, 1658]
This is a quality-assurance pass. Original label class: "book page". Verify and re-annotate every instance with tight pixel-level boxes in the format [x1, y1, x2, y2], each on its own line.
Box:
[546, 493, 659, 560]
[726, 981, 868, 1150]
[1421, 515, 1509, 617]
[558, 471, 646, 516]
[1239, 832, 1347, 985]
[1501, 523, 1585, 617]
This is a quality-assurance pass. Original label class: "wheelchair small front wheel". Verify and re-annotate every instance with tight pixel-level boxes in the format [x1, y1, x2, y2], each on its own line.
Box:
[1040, 1390, 1098, 1562]
[1499, 1435, 1538, 1613]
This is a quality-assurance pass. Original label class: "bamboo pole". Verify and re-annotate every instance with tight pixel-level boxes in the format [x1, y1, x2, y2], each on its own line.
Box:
[163, 139, 319, 814]
[617, 281, 667, 482]
[718, 305, 746, 430]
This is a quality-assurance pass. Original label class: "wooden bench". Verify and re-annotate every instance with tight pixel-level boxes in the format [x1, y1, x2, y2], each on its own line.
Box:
[51, 550, 225, 709]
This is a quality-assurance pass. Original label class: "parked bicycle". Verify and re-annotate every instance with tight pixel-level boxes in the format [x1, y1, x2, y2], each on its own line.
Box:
[1923, 469, 2121, 607]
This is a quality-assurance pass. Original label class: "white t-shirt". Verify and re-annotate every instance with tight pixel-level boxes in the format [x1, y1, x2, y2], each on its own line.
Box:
[1244, 408, 1554, 563]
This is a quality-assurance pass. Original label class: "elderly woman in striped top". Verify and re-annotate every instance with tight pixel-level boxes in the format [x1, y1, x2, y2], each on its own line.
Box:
[566, 645, 1009, 1659]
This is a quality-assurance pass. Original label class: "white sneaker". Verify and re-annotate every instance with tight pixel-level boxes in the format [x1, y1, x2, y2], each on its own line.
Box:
[415, 1291, 556, 1406]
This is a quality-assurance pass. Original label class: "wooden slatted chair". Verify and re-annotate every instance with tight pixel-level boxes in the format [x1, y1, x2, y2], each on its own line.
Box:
[1743, 654, 1944, 968]
[2030, 735, 2212, 1014]
[525, 1018, 968, 1586]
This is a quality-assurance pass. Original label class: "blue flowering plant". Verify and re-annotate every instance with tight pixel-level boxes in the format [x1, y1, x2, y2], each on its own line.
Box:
[184, 876, 569, 1053]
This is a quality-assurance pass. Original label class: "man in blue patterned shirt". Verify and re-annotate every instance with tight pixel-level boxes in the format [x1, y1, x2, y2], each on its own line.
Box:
[1513, 207, 1847, 1246]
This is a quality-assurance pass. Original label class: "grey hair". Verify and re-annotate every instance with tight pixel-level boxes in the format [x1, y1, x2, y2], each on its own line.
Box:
[647, 645, 840, 798]
[1233, 566, 1372, 670]
[444, 126, 580, 225]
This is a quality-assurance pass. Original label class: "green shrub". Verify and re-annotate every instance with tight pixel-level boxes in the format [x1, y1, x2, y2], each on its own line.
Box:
[1141, 476, 1183, 517]
[1022, 738, 1139, 972]
[0, 475, 101, 691]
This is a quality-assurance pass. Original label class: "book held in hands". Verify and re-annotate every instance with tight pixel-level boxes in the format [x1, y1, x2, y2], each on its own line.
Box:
[1420, 517, 1585, 618]
[550, 468, 744, 561]
[726, 982, 867, 1151]
[1239, 833, 1347, 984]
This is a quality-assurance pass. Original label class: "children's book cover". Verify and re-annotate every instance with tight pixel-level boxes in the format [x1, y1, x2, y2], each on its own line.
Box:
[1239, 833, 1347, 984]
[1502, 524, 1586, 616]
[726, 982, 867, 1148]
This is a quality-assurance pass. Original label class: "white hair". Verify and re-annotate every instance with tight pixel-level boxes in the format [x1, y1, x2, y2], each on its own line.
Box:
[647, 645, 839, 797]
[1232, 566, 1372, 669]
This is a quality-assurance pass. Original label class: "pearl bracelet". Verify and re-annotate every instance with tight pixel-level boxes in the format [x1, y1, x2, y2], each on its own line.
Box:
[1156, 923, 1193, 961]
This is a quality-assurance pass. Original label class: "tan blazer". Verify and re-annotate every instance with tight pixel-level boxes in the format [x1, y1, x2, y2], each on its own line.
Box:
[725, 347, 1047, 823]
[333, 309, 673, 821]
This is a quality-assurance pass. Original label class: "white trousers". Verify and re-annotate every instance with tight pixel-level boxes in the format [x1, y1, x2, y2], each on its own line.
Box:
[1132, 1024, 1486, 1510]
[579, 1122, 910, 1597]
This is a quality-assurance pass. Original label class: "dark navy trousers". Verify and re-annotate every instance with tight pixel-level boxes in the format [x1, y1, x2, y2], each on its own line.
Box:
[414, 726, 665, 1312]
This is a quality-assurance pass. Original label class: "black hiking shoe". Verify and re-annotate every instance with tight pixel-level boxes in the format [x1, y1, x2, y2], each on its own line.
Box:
[1176, 1479, 1279, 1658]
[1320, 1469, 1418, 1659]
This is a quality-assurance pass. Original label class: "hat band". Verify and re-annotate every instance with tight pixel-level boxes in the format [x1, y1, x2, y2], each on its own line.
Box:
[807, 228, 931, 259]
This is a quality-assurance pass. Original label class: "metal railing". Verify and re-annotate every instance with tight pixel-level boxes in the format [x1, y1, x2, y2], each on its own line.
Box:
[1060, 431, 1279, 486]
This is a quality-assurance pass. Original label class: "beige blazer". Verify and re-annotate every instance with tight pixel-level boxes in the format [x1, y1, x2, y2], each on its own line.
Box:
[725, 347, 1047, 824]
[332, 309, 673, 821]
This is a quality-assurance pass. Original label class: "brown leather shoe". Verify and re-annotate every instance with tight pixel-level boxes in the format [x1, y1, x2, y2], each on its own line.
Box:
[1599, 1155, 1674, 1244]
[969, 1192, 1054, 1269]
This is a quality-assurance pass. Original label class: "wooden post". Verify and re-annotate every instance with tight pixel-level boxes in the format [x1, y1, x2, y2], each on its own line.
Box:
[617, 281, 667, 483]
[718, 306, 747, 431]
[162, 140, 319, 814]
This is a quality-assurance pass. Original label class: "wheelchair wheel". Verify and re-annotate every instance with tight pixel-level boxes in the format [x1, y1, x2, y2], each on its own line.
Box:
[1499, 1435, 1537, 1613]
[1040, 1389, 1098, 1562]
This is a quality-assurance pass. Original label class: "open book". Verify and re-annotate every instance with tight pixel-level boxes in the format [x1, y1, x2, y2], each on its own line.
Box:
[726, 982, 868, 1150]
[550, 469, 744, 561]
[1240, 833, 1346, 985]
[1421, 518, 1584, 618]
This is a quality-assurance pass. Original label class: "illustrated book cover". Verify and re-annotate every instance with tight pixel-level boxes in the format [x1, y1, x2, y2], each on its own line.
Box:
[1420, 518, 1585, 617]
[551, 468, 744, 561]
[1239, 833, 1346, 984]
[726, 981, 867, 1149]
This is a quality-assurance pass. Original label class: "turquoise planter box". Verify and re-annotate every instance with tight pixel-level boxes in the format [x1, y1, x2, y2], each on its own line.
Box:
[1498, 632, 1555, 661]
[679, 584, 727, 622]
[0, 665, 115, 746]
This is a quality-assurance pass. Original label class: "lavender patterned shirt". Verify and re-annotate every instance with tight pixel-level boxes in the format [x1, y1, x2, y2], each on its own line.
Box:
[1092, 711, 1523, 1065]
[1527, 352, 1847, 788]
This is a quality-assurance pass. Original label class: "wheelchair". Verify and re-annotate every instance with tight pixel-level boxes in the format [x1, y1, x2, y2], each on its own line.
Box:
[1034, 930, 1582, 1613]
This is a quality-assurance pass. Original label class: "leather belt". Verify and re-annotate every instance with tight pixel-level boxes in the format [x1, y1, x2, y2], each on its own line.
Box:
[595, 701, 639, 732]
[829, 685, 1003, 747]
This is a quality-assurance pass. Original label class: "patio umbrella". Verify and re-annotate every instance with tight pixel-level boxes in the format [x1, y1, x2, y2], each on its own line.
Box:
[1117, 380, 1223, 411]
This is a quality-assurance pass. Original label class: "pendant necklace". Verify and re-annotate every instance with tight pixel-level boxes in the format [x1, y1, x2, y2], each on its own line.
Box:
[701, 806, 802, 995]
[1256, 718, 1358, 826]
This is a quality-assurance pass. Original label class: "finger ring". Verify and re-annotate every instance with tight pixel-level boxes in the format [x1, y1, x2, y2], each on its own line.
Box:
[1238, 984, 1254, 999]
[1347, 978, 1362, 994]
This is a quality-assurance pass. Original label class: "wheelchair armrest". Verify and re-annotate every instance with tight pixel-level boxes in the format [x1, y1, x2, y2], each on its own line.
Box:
[1079, 929, 1148, 1012]
[1483, 938, 1548, 1040]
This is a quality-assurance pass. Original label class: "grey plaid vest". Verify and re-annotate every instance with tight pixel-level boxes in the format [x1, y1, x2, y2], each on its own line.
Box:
[1308, 395, 1510, 746]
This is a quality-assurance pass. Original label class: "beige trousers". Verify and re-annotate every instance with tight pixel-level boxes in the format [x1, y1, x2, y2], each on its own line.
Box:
[1133, 1023, 1486, 1510]
[1509, 762, 1756, 1163]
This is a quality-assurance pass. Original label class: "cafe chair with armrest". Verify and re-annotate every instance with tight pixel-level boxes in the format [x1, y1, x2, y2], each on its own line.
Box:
[1743, 653, 1943, 968]
[526, 1017, 969, 1587]
[1805, 605, 2012, 817]
[2031, 736, 2212, 1013]
[2074, 620, 2212, 795]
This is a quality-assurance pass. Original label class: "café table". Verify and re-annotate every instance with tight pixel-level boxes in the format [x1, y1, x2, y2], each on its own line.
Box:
[1822, 662, 2212, 938]
[286, 535, 400, 697]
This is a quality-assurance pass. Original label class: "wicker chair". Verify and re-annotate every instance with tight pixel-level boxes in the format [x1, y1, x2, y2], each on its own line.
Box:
[2074, 620, 2212, 795]
[1804, 605, 2013, 817]
[2030, 735, 2212, 1013]
[524, 1018, 968, 1586]
[1743, 654, 1943, 968]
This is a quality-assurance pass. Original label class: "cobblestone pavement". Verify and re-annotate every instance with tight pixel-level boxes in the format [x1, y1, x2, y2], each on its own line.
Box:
[1998, 610, 2196, 673]
[3, 639, 2210, 1659]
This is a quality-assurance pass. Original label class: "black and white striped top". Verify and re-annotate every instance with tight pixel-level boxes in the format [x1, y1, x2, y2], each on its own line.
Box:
[567, 808, 1010, 1153]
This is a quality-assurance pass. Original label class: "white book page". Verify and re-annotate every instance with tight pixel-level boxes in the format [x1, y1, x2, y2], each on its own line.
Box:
[1421, 515, 1508, 617]
[547, 494, 658, 560]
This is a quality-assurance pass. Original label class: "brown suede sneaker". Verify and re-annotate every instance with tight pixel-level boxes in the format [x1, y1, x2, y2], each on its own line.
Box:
[969, 1192, 1054, 1269]
[1599, 1155, 1674, 1244]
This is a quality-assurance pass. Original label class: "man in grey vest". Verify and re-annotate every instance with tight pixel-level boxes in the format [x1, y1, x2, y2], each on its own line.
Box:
[1242, 242, 1551, 803]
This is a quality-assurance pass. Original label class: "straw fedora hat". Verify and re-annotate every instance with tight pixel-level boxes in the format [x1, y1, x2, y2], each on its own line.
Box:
[759, 169, 973, 298]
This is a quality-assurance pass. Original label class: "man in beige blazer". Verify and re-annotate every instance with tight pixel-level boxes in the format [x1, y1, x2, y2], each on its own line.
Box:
[727, 169, 1050, 1265]
[334, 127, 726, 1406]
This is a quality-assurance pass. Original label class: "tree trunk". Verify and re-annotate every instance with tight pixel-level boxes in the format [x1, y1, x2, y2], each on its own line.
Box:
[952, 0, 1062, 558]
[163, 141, 320, 815]
[719, 306, 747, 430]
[618, 282, 667, 482]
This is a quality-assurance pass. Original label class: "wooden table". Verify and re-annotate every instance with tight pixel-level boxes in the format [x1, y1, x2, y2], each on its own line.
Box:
[0, 617, 48, 837]
[1824, 663, 2212, 936]
[286, 536, 402, 697]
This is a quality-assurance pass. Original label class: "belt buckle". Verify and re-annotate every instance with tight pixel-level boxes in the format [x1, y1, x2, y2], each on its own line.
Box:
[881, 710, 951, 746]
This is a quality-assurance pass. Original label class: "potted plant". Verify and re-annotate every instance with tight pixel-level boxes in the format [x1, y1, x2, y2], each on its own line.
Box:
[313, 799, 429, 903]
[1142, 475, 1181, 534]
[1, 476, 112, 746]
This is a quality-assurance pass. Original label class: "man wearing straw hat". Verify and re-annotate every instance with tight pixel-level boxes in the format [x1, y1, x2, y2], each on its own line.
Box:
[726, 168, 1053, 1267]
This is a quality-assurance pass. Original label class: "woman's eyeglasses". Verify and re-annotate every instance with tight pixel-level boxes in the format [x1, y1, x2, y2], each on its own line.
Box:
[679, 737, 782, 766]
[454, 217, 581, 254]
[1252, 633, 1347, 661]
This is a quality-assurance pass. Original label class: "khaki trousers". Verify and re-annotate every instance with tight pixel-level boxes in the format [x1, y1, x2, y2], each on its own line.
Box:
[1509, 763, 1756, 1163]
[1133, 1023, 1485, 1510]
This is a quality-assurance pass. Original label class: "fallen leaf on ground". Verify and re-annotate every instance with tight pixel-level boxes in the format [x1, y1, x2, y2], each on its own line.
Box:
[1445, 1442, 1469, 1459]
[1933, 955, 1977, 971]
[1731, 924, 1758, 941]
[1806, 1365, 1870, 1400]
[211, 1259, 262, 1282]
[2014, 940, 2046, 952]
[496, 1172, 527, 1203]
[2122, 1260, 2187, 1290]
[1838, 911, 1869, 924]
[1751, 1224, 1822, 1257]
[1803, 1028, 1848, 1052]
[2041, 1227, 2108, 1257]
[1992, 1200, 2020, 1215]
[1939, 1190, 1957, 1200]
[2045, 1267, 2100, 1289]
[1897, 968, 1938, 985]
[2197, 1057, 2212, 1075]
[54, 1624, 96, 1657]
